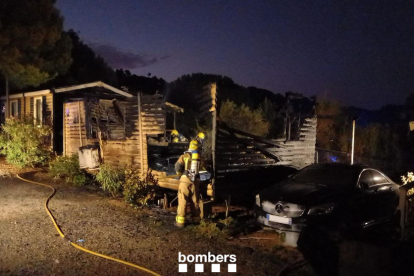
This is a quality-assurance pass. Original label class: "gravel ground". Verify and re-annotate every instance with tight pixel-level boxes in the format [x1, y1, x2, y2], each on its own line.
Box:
[0, 170, 307, 276]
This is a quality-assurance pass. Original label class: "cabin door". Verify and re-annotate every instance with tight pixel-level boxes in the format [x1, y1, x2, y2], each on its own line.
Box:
[63, 101, 86, 156]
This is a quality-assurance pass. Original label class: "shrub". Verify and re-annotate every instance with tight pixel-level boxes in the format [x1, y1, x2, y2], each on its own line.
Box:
[95, 164, 158, 204]
[123, 167, 157, 206]
[95, 164, 125, 196]
[72, 173, 88, 186]
[191, 220, 225, 239]
[49, 155, 88, 186]
[0, 116, 51, 167]
[220, 100, 269, 137]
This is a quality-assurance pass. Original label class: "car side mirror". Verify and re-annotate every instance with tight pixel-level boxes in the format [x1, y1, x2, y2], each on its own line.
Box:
[360, 182, 369, 190]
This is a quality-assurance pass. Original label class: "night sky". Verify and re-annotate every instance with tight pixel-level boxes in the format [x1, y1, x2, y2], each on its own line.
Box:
[57, 0, 414, 109]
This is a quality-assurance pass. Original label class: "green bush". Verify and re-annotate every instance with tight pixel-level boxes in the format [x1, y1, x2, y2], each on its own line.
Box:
[123, 167, 157, 206]
[95, 164, 125, 196]
[95, 164, 158, 204]
[191, 220, 225, 239]
[0, 116, 52, 167]
[49, 155, 88, 186]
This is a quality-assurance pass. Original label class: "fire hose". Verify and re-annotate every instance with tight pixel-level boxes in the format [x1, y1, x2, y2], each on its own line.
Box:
[16, 174, 161, 276]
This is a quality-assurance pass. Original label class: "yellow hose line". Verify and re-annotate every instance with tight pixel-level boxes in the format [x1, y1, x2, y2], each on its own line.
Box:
[16, 174, 161, 276]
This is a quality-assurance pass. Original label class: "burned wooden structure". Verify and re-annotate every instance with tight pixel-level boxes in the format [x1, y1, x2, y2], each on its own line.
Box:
[150, 83, 317, 198]
[62, 87, 180, 175]
[0, 81, 134, 153]
[0, 81, 184, 179]
[215, 118, 316, 174]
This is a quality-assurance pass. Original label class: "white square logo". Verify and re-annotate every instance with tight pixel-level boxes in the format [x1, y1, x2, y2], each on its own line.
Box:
[211, 264, 220, 273]
[195, 264, 204, 272]
[228, 263, 237, 272]
[178, 264, 187, 273]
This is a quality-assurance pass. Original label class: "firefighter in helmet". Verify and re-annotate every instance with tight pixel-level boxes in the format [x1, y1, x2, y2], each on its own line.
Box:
[171, 129, 180, 143]
[174, 132, 205, 227]
[196, 132, 205, 144]
[187, 132, 205, 154]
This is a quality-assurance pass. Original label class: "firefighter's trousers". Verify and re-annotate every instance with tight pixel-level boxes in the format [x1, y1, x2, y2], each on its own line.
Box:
[176, 175, 201, 225]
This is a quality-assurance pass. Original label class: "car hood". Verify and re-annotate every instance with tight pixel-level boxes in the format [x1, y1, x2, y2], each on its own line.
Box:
[260, 180, 350, 206]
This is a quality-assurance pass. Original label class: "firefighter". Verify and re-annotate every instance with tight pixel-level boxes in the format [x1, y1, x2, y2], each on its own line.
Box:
[196, 132, 205, 144]
[174, 135, 204, 227]
[171, 129, 180, 143]
[187, 132, 205, 154]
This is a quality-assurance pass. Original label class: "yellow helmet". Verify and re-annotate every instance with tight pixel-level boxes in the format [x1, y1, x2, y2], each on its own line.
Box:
[171, 129, 179, 136]
[197, 132, 205, 140]
[188, 139, 200, 151]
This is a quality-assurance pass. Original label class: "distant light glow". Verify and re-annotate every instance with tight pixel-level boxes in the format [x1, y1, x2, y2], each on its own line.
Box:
[330, 156, 338, 162]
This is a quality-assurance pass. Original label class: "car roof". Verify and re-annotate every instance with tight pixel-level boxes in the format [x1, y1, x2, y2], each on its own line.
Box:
[307, 163, 371, 172]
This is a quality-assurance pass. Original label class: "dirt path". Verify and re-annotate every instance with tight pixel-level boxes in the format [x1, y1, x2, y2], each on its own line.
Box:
[0, 172, 305, 276]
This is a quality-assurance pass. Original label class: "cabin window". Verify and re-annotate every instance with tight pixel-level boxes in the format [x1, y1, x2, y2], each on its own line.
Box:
[10, 100, 18, 117]
[34, 97, 42, 125]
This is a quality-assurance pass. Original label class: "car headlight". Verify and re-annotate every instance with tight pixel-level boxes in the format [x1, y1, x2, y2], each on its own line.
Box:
[307, 202, 335, 216]
[255, 194, 260, 206]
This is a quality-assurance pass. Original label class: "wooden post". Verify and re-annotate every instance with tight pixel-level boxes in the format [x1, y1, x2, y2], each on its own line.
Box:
[78, 101, 83, 147]
[173, 111, 176, 129]
[398, 183, 414, 239]
[399, 186, 407, 238]
[63, 103, 66, 156]
[138, 93, 144, 176]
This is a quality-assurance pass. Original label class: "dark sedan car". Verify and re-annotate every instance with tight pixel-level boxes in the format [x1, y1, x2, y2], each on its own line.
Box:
[255, 163, 400, 246]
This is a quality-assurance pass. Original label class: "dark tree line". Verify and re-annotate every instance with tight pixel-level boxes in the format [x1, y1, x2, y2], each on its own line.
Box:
[316, 98, 412, 178]
[2, 0, 414, 178]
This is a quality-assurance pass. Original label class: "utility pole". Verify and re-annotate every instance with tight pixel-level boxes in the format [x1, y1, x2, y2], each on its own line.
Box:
[351, 118, 356, 165]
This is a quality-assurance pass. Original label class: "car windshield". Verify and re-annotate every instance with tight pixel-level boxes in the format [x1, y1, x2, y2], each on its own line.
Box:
[291, 164, 360, 189]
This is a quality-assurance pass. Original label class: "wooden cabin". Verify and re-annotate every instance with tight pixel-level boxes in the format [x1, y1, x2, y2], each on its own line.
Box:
[0, 81, 183, 176]
[0, 89, 54, 127]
